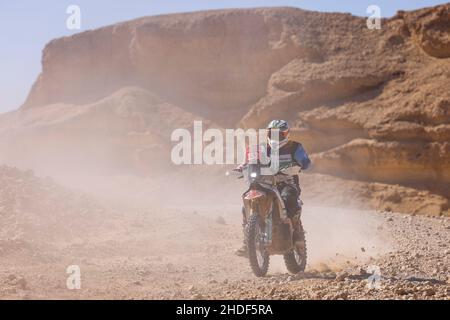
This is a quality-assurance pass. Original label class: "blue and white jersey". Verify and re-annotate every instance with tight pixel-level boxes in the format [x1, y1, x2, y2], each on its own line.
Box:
[268, 141, 311, 172]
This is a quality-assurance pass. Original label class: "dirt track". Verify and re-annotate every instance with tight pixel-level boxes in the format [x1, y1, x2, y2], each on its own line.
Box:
[1, 197, 449, 300]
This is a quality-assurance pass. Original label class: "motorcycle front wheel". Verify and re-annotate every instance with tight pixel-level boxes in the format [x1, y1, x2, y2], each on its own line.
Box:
[246, 213, 270, 277]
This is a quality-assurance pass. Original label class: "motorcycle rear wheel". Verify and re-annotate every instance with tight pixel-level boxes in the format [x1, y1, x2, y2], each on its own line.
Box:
[246, 213, 270, 277]
[283, 223, 307, 274]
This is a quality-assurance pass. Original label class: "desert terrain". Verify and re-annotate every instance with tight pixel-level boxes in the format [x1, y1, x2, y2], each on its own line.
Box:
[0, 4, 449, 300]
[0, 165, 448, 299]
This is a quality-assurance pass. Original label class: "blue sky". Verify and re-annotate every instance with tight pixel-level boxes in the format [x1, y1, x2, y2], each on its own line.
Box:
[0, 0, 447, 113]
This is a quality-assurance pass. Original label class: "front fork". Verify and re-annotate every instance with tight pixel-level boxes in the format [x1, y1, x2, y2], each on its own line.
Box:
[241, 202, 272, 248]
[241, 206, 247, 228]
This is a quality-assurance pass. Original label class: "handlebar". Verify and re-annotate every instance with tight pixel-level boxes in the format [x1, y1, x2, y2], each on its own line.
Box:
[226, 164, 302, 180]
[226, 169, 244, 178]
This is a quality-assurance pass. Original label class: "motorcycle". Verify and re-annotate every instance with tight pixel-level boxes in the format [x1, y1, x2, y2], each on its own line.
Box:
[229, 161, 307, 277]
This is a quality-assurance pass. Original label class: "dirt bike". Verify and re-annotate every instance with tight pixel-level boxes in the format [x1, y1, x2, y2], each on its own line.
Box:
[229, 162, 307, 277]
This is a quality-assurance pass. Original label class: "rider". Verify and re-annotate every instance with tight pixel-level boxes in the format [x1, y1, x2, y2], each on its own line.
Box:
[235, 119, 311, 257]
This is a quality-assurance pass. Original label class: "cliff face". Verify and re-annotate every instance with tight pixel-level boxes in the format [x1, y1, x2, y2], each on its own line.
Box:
[2, 5, 450, 215]
[24, 8, 320, 125]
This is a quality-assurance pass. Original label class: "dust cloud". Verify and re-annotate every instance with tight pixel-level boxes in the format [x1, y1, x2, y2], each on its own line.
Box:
[53, 164, 392, 272]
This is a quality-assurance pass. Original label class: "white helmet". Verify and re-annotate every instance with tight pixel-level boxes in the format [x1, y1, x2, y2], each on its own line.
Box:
[266, 120, 290, 149]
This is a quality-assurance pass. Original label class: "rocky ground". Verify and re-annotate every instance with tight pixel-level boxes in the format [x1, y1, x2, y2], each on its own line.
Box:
[0, 166, 448, 300]
[201, 211, 450, 300]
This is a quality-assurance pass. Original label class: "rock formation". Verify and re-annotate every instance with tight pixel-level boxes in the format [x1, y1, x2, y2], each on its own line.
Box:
[1, 4, 449, 215]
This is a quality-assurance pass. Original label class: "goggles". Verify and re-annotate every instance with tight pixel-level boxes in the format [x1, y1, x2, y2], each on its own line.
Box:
[267, 128, 289, 140]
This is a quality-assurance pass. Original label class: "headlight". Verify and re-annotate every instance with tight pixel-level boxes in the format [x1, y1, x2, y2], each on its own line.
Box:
[250, 172, 258, 178]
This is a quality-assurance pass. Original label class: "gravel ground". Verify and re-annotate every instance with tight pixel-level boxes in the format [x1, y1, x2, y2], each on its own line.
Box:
[197, 211, 450, 300]
[0, 166, 448, 300]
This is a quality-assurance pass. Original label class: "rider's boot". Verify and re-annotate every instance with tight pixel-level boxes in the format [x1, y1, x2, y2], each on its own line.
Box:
[290, 212, 303, 232]
[234, 242, 248, 258]
[290, 214, 306, 251]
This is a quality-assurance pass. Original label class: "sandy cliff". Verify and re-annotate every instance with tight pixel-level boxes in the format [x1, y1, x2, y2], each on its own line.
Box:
[1, 4, 449, 215]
